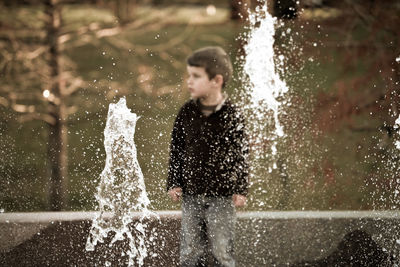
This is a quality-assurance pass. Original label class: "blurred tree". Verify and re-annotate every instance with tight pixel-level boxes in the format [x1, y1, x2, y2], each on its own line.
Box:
[104, 0, 137, 25]
[314, 0, 400, 138]
[0, 0, 74, 210]
[0, 0, 199, 210]
[44, 0, 69, 211]
[311, 0, 400, 208]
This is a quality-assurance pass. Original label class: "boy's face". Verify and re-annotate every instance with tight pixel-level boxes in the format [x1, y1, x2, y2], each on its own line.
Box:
[186, 65, 219, 99]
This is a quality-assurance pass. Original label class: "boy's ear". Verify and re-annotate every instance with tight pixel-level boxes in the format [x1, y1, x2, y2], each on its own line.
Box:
[213, 74, 224, 87]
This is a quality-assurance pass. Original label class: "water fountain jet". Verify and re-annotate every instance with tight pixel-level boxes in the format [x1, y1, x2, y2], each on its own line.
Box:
[85, 97, 154, 266]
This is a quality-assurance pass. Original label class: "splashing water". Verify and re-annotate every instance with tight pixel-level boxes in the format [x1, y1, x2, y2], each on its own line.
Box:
[86, 97, 153, 266]
[241, 4, 289, 157]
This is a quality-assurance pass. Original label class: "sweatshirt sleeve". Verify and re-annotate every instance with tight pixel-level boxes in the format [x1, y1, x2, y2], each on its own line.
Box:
[166, 107, 186, 191]
[231, 110, 250, 196]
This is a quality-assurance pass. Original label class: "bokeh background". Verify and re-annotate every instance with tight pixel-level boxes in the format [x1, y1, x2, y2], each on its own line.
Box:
[0, 0, 399, 212]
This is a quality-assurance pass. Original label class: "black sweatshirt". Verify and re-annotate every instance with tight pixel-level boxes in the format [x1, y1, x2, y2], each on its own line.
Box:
[167, 98, 249, 197]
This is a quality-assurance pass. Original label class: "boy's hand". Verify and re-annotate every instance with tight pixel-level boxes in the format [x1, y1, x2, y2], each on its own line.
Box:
[168, 187, 182, 202]
[233, 194, 246, 207]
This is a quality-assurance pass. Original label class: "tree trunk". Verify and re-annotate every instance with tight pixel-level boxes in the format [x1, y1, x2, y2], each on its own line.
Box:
[114, 0, 136, 25]
[45, 0, 68, 211]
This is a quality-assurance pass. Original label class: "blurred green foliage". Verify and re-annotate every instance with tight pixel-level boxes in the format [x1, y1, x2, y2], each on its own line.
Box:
[0, 2, 399, 212]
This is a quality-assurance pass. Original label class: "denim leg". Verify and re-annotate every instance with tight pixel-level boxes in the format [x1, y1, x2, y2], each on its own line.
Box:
[205, 197, 236, 267]
[180, 196, 208, 267]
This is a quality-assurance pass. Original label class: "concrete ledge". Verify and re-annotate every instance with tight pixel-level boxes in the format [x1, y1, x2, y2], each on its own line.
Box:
[1, 211, 399, 266]
[0, 211, 182, 223]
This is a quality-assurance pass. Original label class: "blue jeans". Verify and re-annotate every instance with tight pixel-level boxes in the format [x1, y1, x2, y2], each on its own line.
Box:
[180, 195, 236, 267]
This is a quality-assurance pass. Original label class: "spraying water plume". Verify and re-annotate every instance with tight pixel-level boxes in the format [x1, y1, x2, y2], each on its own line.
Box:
[243, 5, 288, 139]
[86, 97, 153, 266]
[241, 3, 289, 159]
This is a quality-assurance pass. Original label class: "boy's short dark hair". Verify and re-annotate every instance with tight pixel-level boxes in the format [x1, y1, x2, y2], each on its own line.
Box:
[187, 46, 233, 88]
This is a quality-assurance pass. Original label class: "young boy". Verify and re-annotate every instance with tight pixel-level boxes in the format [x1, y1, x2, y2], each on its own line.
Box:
[167, 46, 249, 267]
